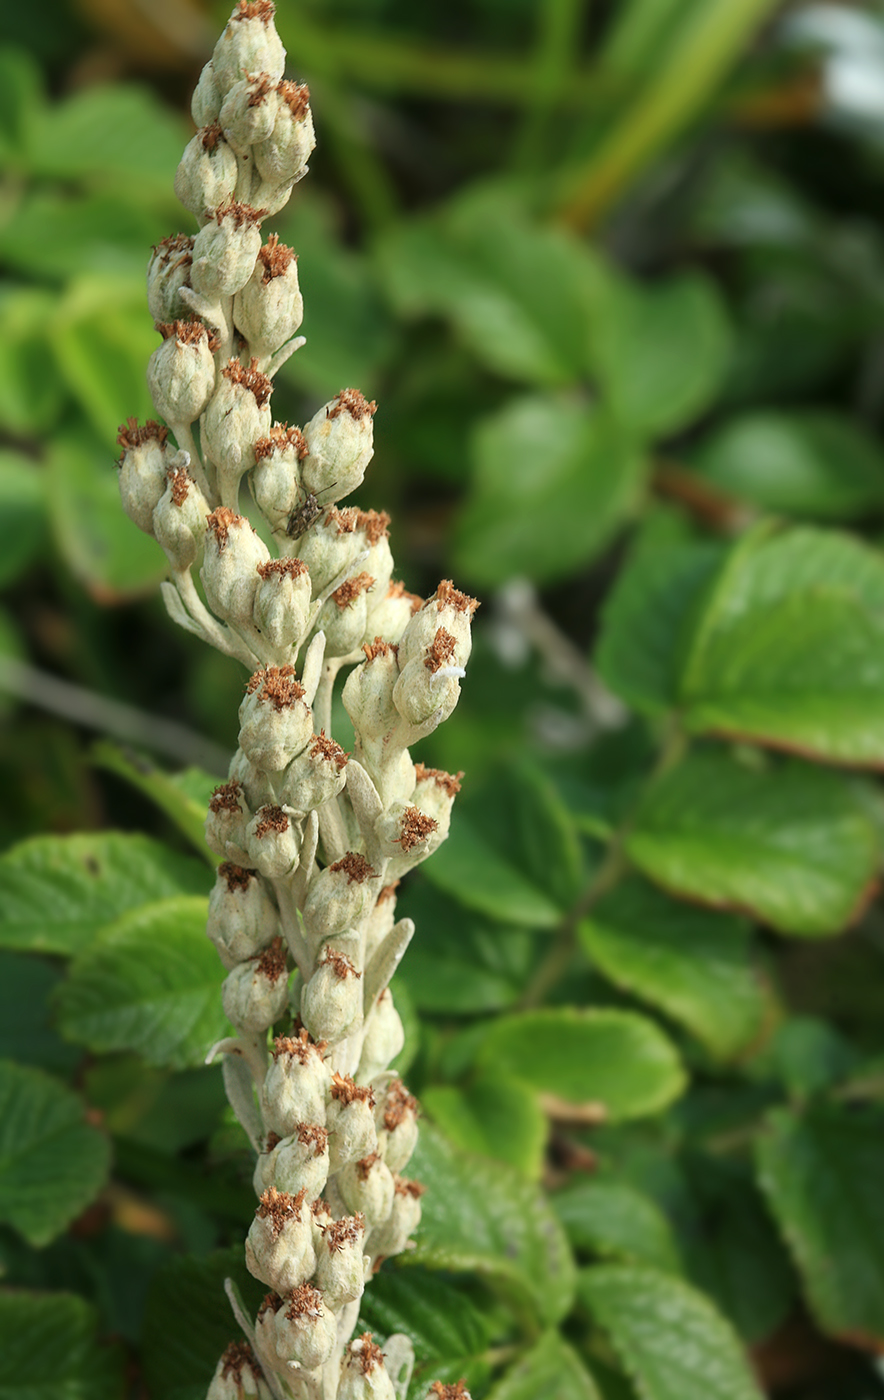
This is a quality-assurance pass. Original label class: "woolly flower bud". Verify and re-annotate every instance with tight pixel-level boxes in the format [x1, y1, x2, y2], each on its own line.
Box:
[362, 542, 395, 634]
[339, 1335, 397, 1400]
[376, 1079, 419, 1175]
[212, 1, 286, 98]
[302, 853, 376, 945]
[253, 558, 311, 655]
[245, 804, 300, 879]
[301, 946, 363, 1044]
[399, 580, 479, 670]
[245, 1187, 316, 1295]
[338, 1153, 395, 1230]
[259, 1285, 335, 1373]
[301, 389, 377, 499]
[313, 571, 375, 658]
[222, 936, 289, 1031]
[147, 320, 217, 427]
[326, 1073, 377, 1173]
[343, 639, 400, 743]
[219, 75, 278, 150]
[254, 1123, 329, 1200]
[411, 764, 463, 855]
[234, 235, 303, 359]
[367, 581, 424, 648]
[238, 667, 313, 772]
[192, 59, 222, 126]
[202, 358, 273, 505]
[279, 731, 348, 814]
[296, 506, 370, 592]
[152, 460, 211, 572]
[251, 424, 306, 533]
[191, 201, 264, 301]
[207, 1341, 271, 1400]
[312, 1210, 368, 1310]
[392, 636, 462, 729]
[202, 507, 270, 626]
[367, 1176, 424, 1260]
[207, 861, 278, 969]
[175, 124, 238, 223]
[115, 418, 170, 534]
[358, 989, 405, 1083]
[205, 780, 251, 860]
[374, 803, 438, 864]
[253, 80, 315, 186]
[147, 234, 194, 323]
[263, 1030, 331, 1137]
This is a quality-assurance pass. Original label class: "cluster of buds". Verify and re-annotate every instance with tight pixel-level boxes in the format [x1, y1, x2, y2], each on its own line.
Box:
[117, 6, 477, 1399]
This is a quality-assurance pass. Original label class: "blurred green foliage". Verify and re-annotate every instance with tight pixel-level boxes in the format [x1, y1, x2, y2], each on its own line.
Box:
[6, 0, 884, 1396]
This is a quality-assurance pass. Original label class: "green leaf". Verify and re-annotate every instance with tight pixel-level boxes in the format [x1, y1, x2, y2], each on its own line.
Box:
[486, 1331, 602, 1400]
[0, 1060, 110, 1246]
[143, 1248, 265, 1400]
[579, 1265, 764, 1400]
[0, 1291, 124, 1400]
[85, 1057, 227, 1155]
[626, 749, 880, 936]
[767, 1017, 857, 1099]
[553, 1180, 682, 1273]
[55, 896, 228, 1070]
[406, 1122, 576, 1328]
[456, 394, 646, 587]
[0, 288, 65, 436]
[423, 810, 562, 930]
[0, 451, 46, 587]
[0, 832, 210, 956]
[358, 1266, 494, 1398]
[476, 1008, 686, 1120]
[580, 878, 763, 1059]
[0, 190, 163, 281]
[46, 428, 167, 599]
[755, 1103, 884, 1346]
[0, 953, 80, 1075]
[590, 273, 732, 437]
[422, 1072, 548, 1178]
[397, 879, 527, 1014]
[27, 82, 186, 192]
[678, 524, 884, 766]
[595, 537, 723, 715]
[689, 411, 884, 520]
[92, 744, 220, 863]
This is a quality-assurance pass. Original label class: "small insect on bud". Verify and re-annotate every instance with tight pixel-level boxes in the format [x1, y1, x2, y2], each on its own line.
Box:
[301, 946, 363, 1045]
[254, 1122, 329, 1200]
[302, 852, 376, 946]
[313, 570, 375, 658]
[234, 234, 303, 361]
[301, 389, 377, 500]
[207, 861, 278, 969]
[238, 666, 313, 772]
[251, 424, 306, 533]
[245, 1187, 316, 1295]
[147, 234, 195, 324]
[326, 1073, 377, 1173]
[253, 558, 311, 656]
[358, 989, 405, 1084]
[244, 804, 300, 879]
[147, 320, 217, 428]
[202, 357, 273, 507]
[175, 123, 238, 223]
[312, 1210, 368, 1310]
[367, 1176, 424, 1260]
[262, 1029, 331, 1137]
[376, 1079, 419, 1174]
[152, 459, 211, 572]
[222, 936, 289, 1032]
[207, 1341, 271, 1400]
[202, 507, 271, 627]
[279, 730, 349, 814]
[270, 1281, 337, 1372]
[212, 1, 286, 99]
[191, 200, 265, 301]
[338, 1334, 397, 1400]
[253, 80, 315, 186]
[115, 418, 170, 534]
[338, 1152, 395, 1230]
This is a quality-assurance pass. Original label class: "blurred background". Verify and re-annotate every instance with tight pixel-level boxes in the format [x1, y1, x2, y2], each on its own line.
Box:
[6, 1, 884, 1396]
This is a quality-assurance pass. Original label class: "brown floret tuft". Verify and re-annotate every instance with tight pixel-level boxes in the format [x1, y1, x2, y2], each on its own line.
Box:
[254, 805, 290, 839]
[424, 628, 457, 674]
[356, 1152, 381, 1181]
[277, 79, 311, 120]
[273, 1028, 327, 1063]
[362, 638, 398, 664]
[330, 1072, 375, 1108]
[398, 807, 438, 852]
[219, 861, 253, 893]
[116, 417, 169, 453]
[257, 1291, 284, 1320]
[394, 1175, 426, 1198]
[167, 464, 192, 506]
[329, 852, 376, 884]
[351, 1333, 386, 1375]
[246, 664, 306, 709]
[330, 571, 374, 609]
[285, 1282, 324, 1319]
[414, 763, 464, 798]
[210, 780, 245, 814]
[257, 556, 309, 581]
[383, 1080, 418, 1132]
[325, 1213, 365, 1253]
[257, 232, 296, 282]
[386, 579, 423, 614]
[220, 1340, 258, 1382]
[154, 319, 219, 352]
[232, 0, 276, 22]
[319, 949, 362, 980]
[256, 1186, 307, 1235]
[201, 120, 224, 151]
[309, 731, 349, 771]
[254, 422, 308, 460]
[328, 388, 377, 421]
[221, 355, 273, 407]
[205, 506, 242, 549]
[296, 1123, 329, 1156]
[256, 936, 288, 981]
[354, 509, 391, 545]
[429, 1384, 471, 1400]
[433, 579, 479, 616]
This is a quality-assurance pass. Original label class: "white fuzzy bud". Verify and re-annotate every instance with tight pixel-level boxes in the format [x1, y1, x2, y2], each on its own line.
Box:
[376, 1080, 420, 1175]
[326, 1074, 377, 1173]
[279, 731, 349, 814]
[234, 235, 303, 359]
[302, 854, 376, 945]
[297, 506, 369, 591]
[260, 1286, 336, 1374]
[205, 779, 251, 860]
[374, 802, 438, 864]
[398, 579, 478, 670]
[222, 936, 289, 1031]
[251, 424, 305, 533]
[361, 537, 395, 632]
[201, 358, 273, 505]
[254, 1123, 330, 1200]
[342, 640, 400, 742]
[244, 804, 300, 879]
[313, 571, 375, 657]
[219, 75, 278, 150]
[263, 1030, 331, 1137]
[238, 667, 313, 772]
[365, 581, 424, 647]
[202, 508, 270, 627]
[174, 126, 238, 225]
[212, 3, 286, 98]
[392, 649, 461, 730]
[301, 947, 363, 1044]
[207, 860, 278, 969]
[301, 389, 377, 499]
[147, 320, 216, 427]
[252, 81, 315, 185]
[338, 1335, 397, 1400]
[312, 1211, 367, 1310]
[367, 1178, 423, 1259]
[358, 990, 405, 1083]
[228, 747, 276, 813]
[192, 60, 222, 127]
[152, 460, 211, 572]
[338, 1153, 395, 1230]
[146, 235, 195, 323]
[207, 1342, 271, 1400]
[253, 558, 311, 655]
[115, 418, 170, 534]
[191, 202, 264, 300]
[410, 764, 463, 856]
[245, 1187, 316, 1295]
